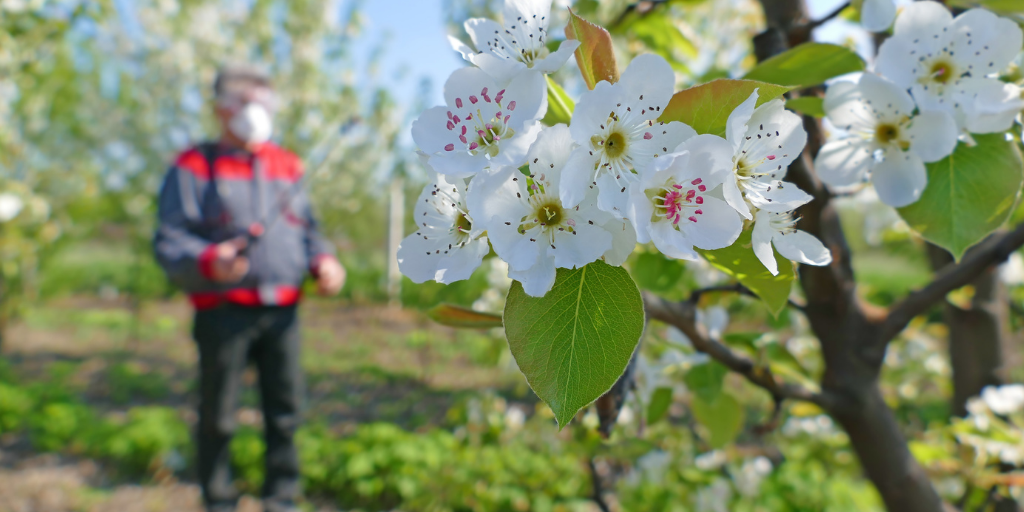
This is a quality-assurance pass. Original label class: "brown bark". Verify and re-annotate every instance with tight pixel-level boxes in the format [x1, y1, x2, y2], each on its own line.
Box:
[927, 244, 1009, 417]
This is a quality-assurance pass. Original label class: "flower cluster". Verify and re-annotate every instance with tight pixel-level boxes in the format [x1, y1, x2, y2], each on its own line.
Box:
[817, 3, 1023, 207]
[399, 0, 832, 296]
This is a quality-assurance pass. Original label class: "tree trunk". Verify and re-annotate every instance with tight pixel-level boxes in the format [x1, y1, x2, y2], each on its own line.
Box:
[927, 243, 1009, 417]
[754, 1, 946, 510]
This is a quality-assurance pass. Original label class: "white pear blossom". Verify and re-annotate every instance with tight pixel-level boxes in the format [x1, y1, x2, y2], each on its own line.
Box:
[752, 208, 832, 276]
[734, 456, 773, 497]
[627, 141, 743, 260]
[397, 173, 489, 284]
[981, 384, 1024, 416]
[875, 2, 1024, 133]
[560, 54, 697, 217]
[468, 125, 633, 297]
[859, 0, 896, 32]
[815, 73, 959, 207]
[449, 0, 581, 84]
[412, 67, 546, 178]
[0, 193, 23, 222]
[719, 91, 812, 220]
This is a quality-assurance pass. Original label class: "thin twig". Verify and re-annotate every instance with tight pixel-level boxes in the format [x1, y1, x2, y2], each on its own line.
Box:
[588, 457, 612, 512]
[807, 1, 850, 29]
[688, 282, 806, 311]
[643, 291, 831, 409]
[883, 222, 1024, 341]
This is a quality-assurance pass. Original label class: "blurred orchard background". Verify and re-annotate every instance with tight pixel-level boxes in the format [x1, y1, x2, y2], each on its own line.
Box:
[1, 0, 1023, 511]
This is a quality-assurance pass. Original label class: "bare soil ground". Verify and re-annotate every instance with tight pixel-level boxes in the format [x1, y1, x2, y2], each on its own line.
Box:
[0, 297, 523, 512]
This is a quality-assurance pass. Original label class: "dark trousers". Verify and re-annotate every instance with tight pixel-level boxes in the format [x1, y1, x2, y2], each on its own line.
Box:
[193, 305, 303, 512]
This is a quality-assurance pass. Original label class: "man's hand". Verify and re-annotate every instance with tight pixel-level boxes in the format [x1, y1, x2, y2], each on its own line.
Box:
[210, 237, 250, 283]
[314, 257, 345, 296]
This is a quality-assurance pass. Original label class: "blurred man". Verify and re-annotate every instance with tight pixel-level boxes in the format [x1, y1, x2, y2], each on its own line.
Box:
[153, 63, 344, 512]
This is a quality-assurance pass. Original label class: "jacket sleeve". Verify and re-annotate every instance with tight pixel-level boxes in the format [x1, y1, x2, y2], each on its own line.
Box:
[300, 187, 337, 273]
[153, 165, 216, 291]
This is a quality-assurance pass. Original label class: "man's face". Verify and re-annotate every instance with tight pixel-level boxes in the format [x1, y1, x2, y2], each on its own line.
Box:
[214, 82, 278, 132]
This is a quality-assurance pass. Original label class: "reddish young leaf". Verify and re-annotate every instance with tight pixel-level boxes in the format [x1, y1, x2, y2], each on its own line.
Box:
[565, 9, 619, 89]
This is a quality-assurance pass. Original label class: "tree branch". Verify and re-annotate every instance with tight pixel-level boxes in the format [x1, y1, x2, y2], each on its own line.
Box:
[643, 291, 831, 409]
[808, 2, 850, 29]
[883, 222, 1024, 341]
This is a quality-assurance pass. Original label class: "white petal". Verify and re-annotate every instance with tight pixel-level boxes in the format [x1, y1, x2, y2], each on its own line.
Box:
[436, 238, 491, 284]
[617, 53, 677, 112]
[748, 180, 813, 212]
[489, 121, 543, 168]
[509, 254, 557, 297]
[601, 218, 637, 266]
[773, 229, 832, 267]
[532, 40, 581, 74]
[502, 70, 548, 130]
[950, 9, 1023, 77]
[746, 98, 808, 175]
[551, 218, 612, 269]
[726, 90, 759, 149]
[875, 36, 923, 89]
[526, 124, 575, 193]
[559, 147, 598, 208]
[682, 196, 743, 251]
[467, 165, 530, 230]
[627, 180, 656, 244]
[660, 121, 699, 154]
[569, 80, 626, 144]
[860, 0, 896, 32]
[472, 53, 528, 84]
[906, 110, 958, 162]
[909, 82, 960, 129]
[857, 73, 916, 123]
[823, 80, 872, 132]
[962, 80, 1024, 134]
[892, 1, 953, 42]
[814, 138, 874, 188]
[677, 134, 738, 190]
[752, 211, 779, 276]
[503, 0, 552, 28]
[411, 106, 459, 154]
[428, 151, 488, 178]
[448, 34, 477, 63]
[464, 18, 502, 53]
[722, 179, 751, 220]
[595, 170, 633, 217]
[444, 66, 496, 112]
[649, 221, 700, 261]
[872, 149, 927, 207]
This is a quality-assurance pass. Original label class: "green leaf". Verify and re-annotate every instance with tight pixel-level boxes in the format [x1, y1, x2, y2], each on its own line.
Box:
[743, 42, 865, 87]
[699, 229, 795, 316]
[631, 251, 685, 292]
[659, 79, 795, 137]
[647, 387, 673, 424]
[426, 303, 503, 329]
[503, 260, 645, 428]
[691, 392, 744, 448]
[897, 133, 1024, 260]
[542, 76, 575, 126]
[949, 0, 1024, 14]
[565, 9, 619, 89]
[684, 361, 729, 403]
[785, 96, 825, 118]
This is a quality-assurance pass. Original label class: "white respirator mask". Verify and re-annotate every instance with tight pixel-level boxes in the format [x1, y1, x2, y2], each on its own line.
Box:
[228, 102, 273, 145]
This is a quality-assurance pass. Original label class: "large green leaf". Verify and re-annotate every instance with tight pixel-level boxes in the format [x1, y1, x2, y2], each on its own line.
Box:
[897, 133, 1024, 260]
[426, 303, 503, 329]
[949, 0, 1024, 14]
[565, 9, 619, 89]
[631, 251, 685, 292]
[503, 260, 645, 428]
[683, 361, 728, 402]
[743, 42, 865, 87]
[542, 76, 575, 126]
[659, 79, 794, 137]
[691, 392, 744, 448]
[699, 229, 795, 316]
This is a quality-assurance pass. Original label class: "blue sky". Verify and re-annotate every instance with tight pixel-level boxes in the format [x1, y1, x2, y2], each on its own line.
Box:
[350, 0, 887, 111]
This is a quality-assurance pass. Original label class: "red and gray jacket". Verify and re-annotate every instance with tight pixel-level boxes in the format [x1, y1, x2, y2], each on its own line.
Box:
[153, 141, 336, 310]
